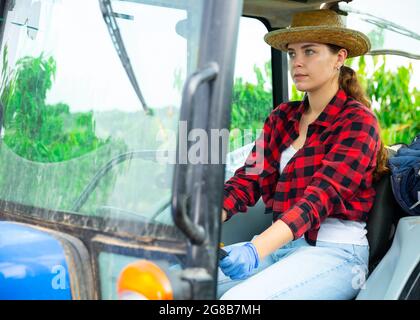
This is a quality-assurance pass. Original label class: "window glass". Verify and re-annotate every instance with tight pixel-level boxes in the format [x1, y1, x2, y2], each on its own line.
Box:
[226, 17, 272, 177]
[339, 0, 420, 58]
[0, 0, 205, 231]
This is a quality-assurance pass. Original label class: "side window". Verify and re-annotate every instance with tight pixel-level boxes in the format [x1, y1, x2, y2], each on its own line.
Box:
[226, 17, 272, 176]
[229, 17, 272, 152]
[339, 0, 420, 146]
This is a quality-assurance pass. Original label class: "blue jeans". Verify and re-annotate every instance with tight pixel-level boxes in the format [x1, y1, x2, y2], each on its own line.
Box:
[217, 237, 369, 300]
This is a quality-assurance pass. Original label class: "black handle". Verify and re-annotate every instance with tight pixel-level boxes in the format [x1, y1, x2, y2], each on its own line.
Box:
[172, 63, 219, 245]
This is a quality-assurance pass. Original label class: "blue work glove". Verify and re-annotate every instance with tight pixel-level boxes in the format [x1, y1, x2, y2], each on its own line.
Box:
[219, 242, 260, 280]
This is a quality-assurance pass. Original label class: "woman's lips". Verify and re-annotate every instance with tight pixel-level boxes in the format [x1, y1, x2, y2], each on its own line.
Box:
[294, 74, 308, 80]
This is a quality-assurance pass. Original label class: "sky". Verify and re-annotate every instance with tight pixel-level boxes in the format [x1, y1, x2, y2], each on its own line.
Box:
[1, 0, 419, 113]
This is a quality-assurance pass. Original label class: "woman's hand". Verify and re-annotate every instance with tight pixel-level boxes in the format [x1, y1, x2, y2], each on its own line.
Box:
[219, 242, 260, 280]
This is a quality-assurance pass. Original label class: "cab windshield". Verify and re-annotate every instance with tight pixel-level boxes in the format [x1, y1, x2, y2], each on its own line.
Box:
[0, 0, 204, 237]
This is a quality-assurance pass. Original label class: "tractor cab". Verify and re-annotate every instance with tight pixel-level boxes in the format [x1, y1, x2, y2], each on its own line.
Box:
[0, 0, 418, 299]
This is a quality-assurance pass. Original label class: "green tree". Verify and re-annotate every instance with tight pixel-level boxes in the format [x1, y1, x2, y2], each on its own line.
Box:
[0, 50, 127, 213]
[229, 61, 272, 149]
[231, 56, 419, 149]
[0, 51, 125, 162]
[349, 55, 419, 145]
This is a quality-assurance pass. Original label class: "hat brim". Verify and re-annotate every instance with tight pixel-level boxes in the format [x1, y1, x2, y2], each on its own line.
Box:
[264, 26, 371, 58]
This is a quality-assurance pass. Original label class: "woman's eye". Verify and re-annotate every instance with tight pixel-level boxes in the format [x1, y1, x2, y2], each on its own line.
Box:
[288, 52, 295, 58]
[305, 49, 315, 55]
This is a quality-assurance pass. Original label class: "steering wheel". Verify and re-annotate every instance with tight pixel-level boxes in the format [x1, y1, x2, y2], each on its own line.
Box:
[72, 150, 172, 223]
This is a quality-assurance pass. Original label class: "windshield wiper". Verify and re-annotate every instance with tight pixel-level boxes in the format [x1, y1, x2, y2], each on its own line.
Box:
[99, 0, 152, 114]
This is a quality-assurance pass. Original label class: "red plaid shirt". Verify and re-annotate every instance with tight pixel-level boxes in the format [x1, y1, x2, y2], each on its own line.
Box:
[223, 89, 381, 245]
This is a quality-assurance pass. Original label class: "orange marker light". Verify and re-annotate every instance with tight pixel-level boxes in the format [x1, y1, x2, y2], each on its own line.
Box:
[117, 260, 173, 300]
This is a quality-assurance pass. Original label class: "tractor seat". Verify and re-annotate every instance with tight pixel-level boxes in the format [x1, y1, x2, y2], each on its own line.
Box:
[366, 171, 405, 273]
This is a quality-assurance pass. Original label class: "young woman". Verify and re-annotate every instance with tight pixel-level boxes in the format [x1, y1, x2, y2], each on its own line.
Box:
[218, 9, 389, 300]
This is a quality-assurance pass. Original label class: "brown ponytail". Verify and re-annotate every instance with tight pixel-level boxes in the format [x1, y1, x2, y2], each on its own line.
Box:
[328, 45, 390, 182]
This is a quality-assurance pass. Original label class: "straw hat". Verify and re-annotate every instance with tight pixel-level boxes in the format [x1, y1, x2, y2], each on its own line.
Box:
[264, 9, 371, 58]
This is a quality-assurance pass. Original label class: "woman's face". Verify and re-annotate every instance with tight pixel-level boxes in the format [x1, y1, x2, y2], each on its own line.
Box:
[287, 42, 346, 93]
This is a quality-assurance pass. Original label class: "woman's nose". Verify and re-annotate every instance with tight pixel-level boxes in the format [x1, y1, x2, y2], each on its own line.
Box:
[292, 54, 304, 68]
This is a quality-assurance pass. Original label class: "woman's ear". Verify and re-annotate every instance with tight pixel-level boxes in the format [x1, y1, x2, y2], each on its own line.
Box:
[337, 48, 348, 68]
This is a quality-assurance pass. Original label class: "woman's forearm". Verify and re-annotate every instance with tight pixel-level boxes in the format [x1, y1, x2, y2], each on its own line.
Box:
[251, 219, 294, 260]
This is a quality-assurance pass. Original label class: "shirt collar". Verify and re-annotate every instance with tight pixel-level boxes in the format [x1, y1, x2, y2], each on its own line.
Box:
[290, 88, 348, 127]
